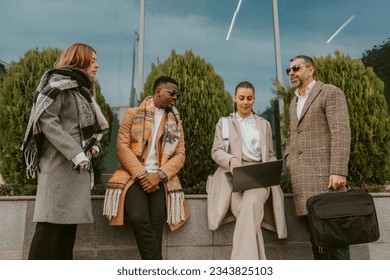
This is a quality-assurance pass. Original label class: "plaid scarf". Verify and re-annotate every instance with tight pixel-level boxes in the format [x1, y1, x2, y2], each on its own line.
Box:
[133, 96, 185, 225]
[103, 96, 185, 226]
[21, 68, 109, 185]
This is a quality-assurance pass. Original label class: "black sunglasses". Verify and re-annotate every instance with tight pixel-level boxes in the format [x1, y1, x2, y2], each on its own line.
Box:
[286, 64, 310, 75]
[158, 87, 180, 98]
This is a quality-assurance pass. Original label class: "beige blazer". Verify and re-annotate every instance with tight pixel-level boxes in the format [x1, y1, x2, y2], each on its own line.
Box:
[207, 114, 287, 239]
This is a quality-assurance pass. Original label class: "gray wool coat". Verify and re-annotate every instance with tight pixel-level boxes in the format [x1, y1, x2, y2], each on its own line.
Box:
[285, 81, 351, 217]
[33, 89, 97, 224]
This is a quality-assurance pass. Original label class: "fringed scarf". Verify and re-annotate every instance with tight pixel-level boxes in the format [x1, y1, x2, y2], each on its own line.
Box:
[103, 96, 185, 226]
[20, 68, 109, 186]
[103, 164, 130, 219]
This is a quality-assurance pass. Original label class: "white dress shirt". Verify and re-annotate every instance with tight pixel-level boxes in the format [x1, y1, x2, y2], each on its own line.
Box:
[295, 80, 316, 119]
[235, 112, 261, 162]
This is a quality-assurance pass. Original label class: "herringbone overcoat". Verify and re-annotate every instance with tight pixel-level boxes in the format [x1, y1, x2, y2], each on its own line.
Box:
[285, 81, 351, 216]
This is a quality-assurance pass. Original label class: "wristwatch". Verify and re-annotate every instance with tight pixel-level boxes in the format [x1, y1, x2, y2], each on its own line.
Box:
[158, 170, 168, 182]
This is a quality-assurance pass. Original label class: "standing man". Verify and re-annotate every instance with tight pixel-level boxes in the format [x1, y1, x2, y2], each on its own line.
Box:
[104, 76, 189, 259]
[284, 55, 351, 259]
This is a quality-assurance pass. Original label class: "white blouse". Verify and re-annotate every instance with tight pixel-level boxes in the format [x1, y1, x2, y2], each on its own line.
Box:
[235, 112, 261, 162]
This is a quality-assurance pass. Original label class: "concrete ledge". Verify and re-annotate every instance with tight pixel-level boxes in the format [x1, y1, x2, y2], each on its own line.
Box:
[0, 193, 389, 260]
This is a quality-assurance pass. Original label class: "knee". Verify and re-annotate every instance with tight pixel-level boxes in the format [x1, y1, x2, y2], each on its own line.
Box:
[127, 211, 148, 226]
[243, 194, 264, 208]
[243, 188, 268, 205]
[239, 194, 265, 218]
[150, 213, 165, 225]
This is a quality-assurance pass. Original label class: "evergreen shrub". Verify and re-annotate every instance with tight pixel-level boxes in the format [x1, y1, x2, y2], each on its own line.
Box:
[362, 38, 390, 110]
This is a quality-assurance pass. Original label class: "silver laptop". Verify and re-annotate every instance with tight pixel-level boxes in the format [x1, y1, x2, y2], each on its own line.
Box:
[225, 159, 283, 192]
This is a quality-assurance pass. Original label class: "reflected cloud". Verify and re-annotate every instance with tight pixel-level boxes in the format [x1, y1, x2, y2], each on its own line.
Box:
[327, 15, 356, 43]
[0, 0, 389, 112]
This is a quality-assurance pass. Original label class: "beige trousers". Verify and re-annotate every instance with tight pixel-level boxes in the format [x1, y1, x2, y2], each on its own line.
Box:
[230, 187, 270, 260]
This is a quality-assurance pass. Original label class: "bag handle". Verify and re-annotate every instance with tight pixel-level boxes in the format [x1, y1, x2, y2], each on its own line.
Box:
[221, 117, 229, 152]
[327, 185, 351, 192]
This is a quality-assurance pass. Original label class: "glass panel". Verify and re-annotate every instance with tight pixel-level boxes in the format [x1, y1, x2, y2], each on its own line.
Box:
[1, 0, 389, 162]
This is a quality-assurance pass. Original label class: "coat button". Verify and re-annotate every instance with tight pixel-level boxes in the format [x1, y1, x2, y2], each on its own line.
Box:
[298, 151, 302, 155]
[298, 129, 302, 133]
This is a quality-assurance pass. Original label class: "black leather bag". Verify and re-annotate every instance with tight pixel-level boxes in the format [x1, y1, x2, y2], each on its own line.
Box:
[307, 191, 380, 248]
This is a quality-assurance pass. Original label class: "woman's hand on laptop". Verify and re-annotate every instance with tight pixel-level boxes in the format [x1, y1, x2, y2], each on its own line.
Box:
[229, 157, 242, 174]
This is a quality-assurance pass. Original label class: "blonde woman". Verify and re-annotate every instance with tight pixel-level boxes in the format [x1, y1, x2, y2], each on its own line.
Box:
[22, 43, 109, 259]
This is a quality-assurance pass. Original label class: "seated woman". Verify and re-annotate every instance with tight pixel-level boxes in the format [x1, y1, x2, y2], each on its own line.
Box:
[207, 81, 287, 260]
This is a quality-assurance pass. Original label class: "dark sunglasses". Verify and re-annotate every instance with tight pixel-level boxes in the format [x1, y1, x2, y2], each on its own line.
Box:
[158, 87, 180, 98]
[286, 64, 310, 75]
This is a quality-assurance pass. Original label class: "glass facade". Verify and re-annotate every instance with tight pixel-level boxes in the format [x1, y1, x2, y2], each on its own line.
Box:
[137, 0, 390, 157]
[1, 0, 389, 161]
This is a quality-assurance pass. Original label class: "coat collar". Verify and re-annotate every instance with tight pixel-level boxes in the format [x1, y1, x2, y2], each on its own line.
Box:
[293, 80, 324, 123]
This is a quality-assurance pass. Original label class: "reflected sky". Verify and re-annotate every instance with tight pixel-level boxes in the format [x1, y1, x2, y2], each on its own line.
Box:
[1, 0, 388, 112]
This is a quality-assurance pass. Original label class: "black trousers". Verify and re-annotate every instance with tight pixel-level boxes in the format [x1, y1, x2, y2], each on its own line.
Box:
[300, 216, 350, 260]
[28, 222, 77, 260]
[125, 181, 166, 260]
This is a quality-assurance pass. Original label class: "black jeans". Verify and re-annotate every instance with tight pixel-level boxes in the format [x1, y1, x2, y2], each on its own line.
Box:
[28, 222, 77, 260]
[300, 216, 350, 260]
[125, 181, 166, 260]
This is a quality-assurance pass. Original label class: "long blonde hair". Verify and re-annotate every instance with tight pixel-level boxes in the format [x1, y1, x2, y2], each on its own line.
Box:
[56, 43, 97, 94]
[56, 43, 96, 70]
